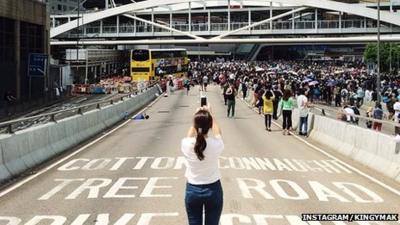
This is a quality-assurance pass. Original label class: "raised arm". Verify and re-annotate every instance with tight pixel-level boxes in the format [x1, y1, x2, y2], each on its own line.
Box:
[186, 126, 197, 138]
[212, 119, 222, 137]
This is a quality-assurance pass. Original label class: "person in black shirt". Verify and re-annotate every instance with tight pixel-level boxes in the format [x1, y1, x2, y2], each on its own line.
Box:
[225, 82, 237, 118]
[272, 85, 282, 120]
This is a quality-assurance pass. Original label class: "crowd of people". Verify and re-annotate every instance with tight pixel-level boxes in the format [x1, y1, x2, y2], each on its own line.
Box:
[188, 60, 400, 134]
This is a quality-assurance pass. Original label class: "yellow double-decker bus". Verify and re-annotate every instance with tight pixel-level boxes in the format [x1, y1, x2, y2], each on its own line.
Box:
[130, 48, 189, 81]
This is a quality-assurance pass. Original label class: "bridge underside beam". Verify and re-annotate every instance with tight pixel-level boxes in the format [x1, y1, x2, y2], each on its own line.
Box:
[51, 34, 400, 45]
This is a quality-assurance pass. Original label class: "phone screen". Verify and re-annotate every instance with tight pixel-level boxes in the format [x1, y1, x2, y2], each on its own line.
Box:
[201, 97, 207, 107]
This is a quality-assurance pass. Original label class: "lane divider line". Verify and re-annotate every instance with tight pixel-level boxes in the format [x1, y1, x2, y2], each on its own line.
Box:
[238, 96, 400, 197]
[0, 92, 164, 198]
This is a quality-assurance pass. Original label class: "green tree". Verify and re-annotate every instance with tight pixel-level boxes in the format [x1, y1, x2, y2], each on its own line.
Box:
[363, 42, 400, 73]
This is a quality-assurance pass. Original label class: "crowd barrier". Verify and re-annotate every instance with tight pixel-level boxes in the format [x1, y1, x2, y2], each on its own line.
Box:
[309, 114, 400, 183]
[0, 86, 160, 184]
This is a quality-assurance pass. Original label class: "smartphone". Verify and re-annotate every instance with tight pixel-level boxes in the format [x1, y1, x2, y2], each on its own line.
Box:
[201, 96, 207, 107]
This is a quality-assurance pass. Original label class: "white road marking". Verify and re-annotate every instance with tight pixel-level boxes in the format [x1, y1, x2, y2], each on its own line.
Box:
[0, 93, 163, 198]
[238, 96, 400, 197]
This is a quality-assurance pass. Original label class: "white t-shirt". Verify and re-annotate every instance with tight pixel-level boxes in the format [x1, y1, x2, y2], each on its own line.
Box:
[181, 135, 224, 185]
[297, 94, 308, 117]
[344, 107, 355, 122]
[393, 102, 400, 122]
[203, 76, 209, 84]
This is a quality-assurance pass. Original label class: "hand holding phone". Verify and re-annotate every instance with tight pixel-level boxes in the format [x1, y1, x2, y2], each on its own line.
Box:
[201, 96, 207, 107]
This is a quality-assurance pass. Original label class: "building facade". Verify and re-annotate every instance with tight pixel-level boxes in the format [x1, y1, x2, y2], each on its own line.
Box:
[48, 0, 79, 15]
[0, 0, 49, 101]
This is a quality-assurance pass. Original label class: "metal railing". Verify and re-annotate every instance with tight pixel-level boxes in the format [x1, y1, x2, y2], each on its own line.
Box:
[0, 83, 158, 134]
[243, 89, 398, 136]
[309, 105, 399, 136]
[79, 19, 394, 36]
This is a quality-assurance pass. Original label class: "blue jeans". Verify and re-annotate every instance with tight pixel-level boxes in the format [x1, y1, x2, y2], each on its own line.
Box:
[185, 180, 223, 225]
[227, 100, 235, 117]
[299, 116, 308, 134]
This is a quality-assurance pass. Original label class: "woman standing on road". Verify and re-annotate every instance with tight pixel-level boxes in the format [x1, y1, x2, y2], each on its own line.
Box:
[181, 106, 224, 225]
[262, 89, 275, 131]
[279, 89, 294, 135]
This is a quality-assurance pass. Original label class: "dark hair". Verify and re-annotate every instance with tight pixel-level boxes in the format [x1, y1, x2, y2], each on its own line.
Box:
[283, 89, 291, 101]
[264, 90, 273, 100]
[193, 110, 213, 161]
[298, 88, 305, 95]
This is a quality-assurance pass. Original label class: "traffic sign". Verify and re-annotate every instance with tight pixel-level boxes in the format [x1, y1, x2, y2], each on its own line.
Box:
[28, 53, 48, 77]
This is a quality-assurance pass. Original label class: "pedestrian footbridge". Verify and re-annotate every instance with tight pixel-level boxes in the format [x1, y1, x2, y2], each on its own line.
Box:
[50, 0, 400, 45]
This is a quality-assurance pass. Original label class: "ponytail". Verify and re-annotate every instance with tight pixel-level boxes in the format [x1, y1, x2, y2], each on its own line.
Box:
[194, 129, 207, 161]
[192, 110, 213, 161]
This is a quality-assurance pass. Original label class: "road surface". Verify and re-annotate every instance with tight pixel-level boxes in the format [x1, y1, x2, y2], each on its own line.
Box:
[0, 85, 399, 225]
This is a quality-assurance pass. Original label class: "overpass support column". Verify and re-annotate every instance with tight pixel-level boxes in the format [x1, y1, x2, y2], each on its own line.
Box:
[100, 20, 103, 35]
[228, 0, 231, 31]
[117, 16, 120, 36]
[248, 9, 251, 30]
[208, 10, 211, 32]
[170, 12, 173, 33]
[364, 17, 367, 31]
[390, 0, 393, 13]
[269, 1, 272, 30]
[105, 0, 109, 9]
[134, 15, 137, 35]
[314, 8, 318, 32]
[151, 8, 154, 35]
[189, 2, 192, 33]
[292, 9, 295, 33]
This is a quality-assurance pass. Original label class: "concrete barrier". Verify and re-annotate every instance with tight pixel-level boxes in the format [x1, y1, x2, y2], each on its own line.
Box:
[310, 114, 400, 182]
[48, 121, 70, 155]
[1, 132, 30, 176]
[0, 85, 160, 184]
[0, 139, 12, 181]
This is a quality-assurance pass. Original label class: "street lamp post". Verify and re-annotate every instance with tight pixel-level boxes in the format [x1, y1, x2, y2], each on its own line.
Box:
[376, 0, 381, 102]
[76, 0, 81, 84]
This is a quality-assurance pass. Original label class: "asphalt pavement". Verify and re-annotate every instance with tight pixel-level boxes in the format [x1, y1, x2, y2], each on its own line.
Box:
[0, 85, 399, 225]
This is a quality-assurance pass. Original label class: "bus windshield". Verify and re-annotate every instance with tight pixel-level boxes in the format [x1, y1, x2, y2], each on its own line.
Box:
[132, 50, 150, 61]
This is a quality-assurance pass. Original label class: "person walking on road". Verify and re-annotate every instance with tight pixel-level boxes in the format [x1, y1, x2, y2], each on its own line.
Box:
[184, 78, 191, 96]
[372, 103, 384, 132]
[202, 75, 209, 92]
[225, 82, 237, 118]
[222, 82, 229, 105]
[279, 89, 294, 135]
[393, 98, 400, 135]
[262, 89, 275, 131]
[241, 79, 248, 100]
[181, 106, 224, 225]
[297, 88, 309, 136]
[272, 85, 282, 120]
